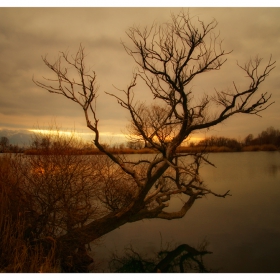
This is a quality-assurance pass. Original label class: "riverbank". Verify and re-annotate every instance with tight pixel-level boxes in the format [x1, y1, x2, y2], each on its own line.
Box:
[21, 144, 280, 155]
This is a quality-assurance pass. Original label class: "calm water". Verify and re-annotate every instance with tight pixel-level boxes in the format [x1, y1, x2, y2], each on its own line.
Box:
[92, 151, 280, 272]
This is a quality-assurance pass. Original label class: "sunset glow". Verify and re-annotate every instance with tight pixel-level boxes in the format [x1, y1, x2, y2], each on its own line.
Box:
[29, 129, 73, 136]
[0, 8, 279, 142]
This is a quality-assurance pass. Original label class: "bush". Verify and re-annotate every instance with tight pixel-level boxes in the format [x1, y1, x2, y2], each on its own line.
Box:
[0, 155, 59, 272]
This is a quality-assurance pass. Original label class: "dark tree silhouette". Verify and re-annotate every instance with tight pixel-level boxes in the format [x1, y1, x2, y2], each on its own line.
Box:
[33, 10, 275, 270]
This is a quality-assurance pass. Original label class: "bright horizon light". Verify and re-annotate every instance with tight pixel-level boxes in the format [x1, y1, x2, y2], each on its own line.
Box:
[28, 129, 204, 145]
[29, 129, 73, 135]
[28, 129, 129, 143]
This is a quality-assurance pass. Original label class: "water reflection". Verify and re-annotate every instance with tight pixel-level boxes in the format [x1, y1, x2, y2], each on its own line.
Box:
[108, 240, 213, 273]
[93, 152, 280, 273]
[266, 164, 280, 176]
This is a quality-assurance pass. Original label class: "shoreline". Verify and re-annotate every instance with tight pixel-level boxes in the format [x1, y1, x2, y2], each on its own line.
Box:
[18, 144, 280, 155]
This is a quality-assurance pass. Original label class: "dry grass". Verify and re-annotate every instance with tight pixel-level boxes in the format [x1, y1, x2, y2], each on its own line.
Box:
[0, 155, 60, 272]
[242, 144, 278, 151]
[24, 147, 156, 155]
[178, 145, 279, 153]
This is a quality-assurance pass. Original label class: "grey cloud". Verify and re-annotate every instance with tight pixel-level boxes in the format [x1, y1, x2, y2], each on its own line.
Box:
[89, 36, 121, 51]
[0, 7, 279, 138]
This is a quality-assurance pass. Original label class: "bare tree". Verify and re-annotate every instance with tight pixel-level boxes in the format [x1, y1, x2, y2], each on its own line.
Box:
[0, 136, 9, 152]
[33, 10, 275, 270]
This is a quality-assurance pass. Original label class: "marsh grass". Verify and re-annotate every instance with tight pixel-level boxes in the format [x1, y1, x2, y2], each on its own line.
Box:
[0, 155, 59, 272]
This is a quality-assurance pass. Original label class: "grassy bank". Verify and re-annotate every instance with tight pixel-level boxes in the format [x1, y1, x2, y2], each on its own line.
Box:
[22, 144, 280, 155]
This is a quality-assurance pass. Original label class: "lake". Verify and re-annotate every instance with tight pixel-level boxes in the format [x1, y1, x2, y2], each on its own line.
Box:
[92, 151, 280, 272]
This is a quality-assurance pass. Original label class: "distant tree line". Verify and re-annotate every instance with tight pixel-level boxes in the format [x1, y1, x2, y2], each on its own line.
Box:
[1, 126, 280, 154]
[243, 126, 280, 147]
[102, 126, 280, 153]
[0, 136, 25, 153]
[195, 136, 242, 151]
[192, 126, 280, 152]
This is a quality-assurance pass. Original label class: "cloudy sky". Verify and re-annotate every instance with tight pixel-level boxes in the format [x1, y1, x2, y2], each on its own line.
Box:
[0, 7, 279, 144]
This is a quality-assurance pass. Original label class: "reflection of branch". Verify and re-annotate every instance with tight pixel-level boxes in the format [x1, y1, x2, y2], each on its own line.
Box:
[109, 241, 212, 273]
[154, 243, 212, 272]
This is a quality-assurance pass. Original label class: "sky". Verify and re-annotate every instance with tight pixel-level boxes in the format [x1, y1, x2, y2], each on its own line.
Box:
[0, 7, 280, 144]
